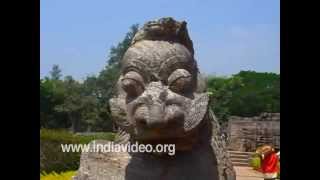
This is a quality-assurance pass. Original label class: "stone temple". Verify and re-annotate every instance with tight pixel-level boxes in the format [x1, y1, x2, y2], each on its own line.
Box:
[226, 113, 280, 152]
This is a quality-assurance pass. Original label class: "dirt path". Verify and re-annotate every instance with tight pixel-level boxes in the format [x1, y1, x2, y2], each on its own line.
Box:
[235, 166, 264, 180]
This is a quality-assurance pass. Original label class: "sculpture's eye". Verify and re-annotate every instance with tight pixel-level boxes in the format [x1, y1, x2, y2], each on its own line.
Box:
[168, 69, 193, 94]
[121, 71, 144, 97]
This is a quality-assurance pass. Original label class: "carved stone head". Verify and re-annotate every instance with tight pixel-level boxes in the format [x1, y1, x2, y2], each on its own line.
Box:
[110, 17, 209, 151]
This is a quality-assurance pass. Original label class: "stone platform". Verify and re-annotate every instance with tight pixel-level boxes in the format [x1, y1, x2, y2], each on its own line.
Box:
[234, 166, 264, 180]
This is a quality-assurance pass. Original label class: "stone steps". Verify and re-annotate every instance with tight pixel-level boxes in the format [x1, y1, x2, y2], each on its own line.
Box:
[231, 162, 250, 167]
[230, 158, 250, 164]
[230, 154, 249, 159]
[228, 151, 254, 156]
[228, 151, 254, 167]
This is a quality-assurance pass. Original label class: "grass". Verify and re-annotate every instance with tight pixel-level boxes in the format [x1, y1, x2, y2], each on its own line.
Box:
[40, 171, 76, 180]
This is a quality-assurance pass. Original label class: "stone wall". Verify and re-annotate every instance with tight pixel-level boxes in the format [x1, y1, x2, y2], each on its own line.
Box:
[226, 113, 280, 152]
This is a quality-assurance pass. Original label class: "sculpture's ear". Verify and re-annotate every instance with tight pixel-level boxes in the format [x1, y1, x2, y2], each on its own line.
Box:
[109, 75, 128, 126]
[115, 75, 126, 95]
[184, 93, 209, 131]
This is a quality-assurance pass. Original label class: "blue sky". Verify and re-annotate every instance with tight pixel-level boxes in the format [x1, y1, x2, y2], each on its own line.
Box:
[41, 0, 279, 80]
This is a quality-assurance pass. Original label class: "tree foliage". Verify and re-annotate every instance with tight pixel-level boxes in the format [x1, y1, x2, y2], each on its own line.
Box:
[207, 71, 280, 123]
[40, 24, 139, 132]
[50, 64, 62, 80]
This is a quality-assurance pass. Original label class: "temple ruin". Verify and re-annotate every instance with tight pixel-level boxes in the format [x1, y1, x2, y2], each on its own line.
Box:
[226, 113, 280, 152]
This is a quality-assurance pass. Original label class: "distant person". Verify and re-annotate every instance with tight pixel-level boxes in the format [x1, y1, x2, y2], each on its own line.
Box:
[275, 148, 280, 177]
[260, 145, 279, 180]
[276, 150, 280, 161]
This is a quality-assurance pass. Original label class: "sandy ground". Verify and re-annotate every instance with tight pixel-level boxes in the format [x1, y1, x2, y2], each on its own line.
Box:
[235, 166, 264, 180]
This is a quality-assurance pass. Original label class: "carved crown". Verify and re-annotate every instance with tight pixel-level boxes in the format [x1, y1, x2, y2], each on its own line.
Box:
[131, 17, 194, 56]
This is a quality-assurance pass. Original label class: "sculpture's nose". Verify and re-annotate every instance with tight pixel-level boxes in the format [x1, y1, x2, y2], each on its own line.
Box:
[135, 82, 168, 129]
[135, 101, 167, 129]
[147, 103, 166, 129]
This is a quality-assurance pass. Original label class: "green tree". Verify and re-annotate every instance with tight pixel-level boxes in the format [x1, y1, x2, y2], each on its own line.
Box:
[80, 95, 100, 132]
[40, 76, 68, 129]
[207, 71, 280, 123]
[40, 79, 52, 128]
[228, 71, 280, 116]
[207, 75, 244, 122]
[40, 24, 140, 132]
[50, 64, 62, 80]
[41, 65, 66, 129]
[82, 75, 112, 132]
[54, 76, 84, 132]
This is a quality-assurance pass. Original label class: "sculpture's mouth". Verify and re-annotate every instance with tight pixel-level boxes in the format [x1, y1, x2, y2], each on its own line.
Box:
[134, 128, 200, 151]
[132, 102, 186, 133]
[134, 125, 185, 140]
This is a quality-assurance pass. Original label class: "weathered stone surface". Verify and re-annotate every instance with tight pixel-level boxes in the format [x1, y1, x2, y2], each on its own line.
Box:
[73, 140, 130, 180]
[74, 17, 235, 180]
[227, 113, 280, 152]
[74, 140, 220, 180]
[131, 17, 194, 56]
[74, 118, 235, 180]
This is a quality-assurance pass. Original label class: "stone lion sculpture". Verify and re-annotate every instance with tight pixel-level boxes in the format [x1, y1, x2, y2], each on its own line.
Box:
[74, 17, 236, 180]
